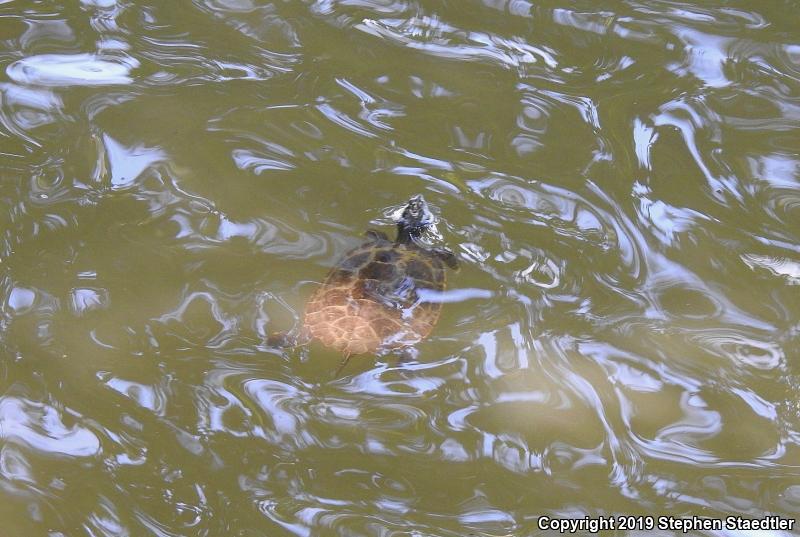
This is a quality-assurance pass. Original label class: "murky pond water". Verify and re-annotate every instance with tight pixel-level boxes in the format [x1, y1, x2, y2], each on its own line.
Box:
[2, 1, 800, 535]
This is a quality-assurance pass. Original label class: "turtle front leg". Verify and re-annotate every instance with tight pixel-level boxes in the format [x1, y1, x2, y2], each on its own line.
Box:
[432, 248, 460, 270]
[365, 229, 389, 242]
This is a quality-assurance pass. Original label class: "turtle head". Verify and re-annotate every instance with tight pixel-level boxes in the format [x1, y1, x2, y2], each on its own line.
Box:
[396, 194, 434, 243]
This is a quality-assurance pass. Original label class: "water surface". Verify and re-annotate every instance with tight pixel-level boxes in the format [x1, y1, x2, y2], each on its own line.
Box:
[1, 1, 799, 535]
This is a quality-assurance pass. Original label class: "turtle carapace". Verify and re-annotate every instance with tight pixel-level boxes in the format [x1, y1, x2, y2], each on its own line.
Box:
[272, 195, 458, 369]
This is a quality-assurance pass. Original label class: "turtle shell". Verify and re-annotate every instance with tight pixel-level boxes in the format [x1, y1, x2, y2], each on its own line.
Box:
[302, 233, 450, 356]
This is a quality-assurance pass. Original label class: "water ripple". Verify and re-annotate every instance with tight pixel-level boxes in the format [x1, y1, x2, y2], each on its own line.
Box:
[0, 396, 100, 457]
[7, 53, 139, 86]
[355, 12, 559, 73]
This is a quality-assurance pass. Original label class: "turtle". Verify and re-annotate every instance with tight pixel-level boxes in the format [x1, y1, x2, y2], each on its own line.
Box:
[271, 194, 459, 372]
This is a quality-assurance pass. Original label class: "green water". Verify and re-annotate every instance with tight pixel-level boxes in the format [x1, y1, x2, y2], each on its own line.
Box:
[1, 1, 799, 535]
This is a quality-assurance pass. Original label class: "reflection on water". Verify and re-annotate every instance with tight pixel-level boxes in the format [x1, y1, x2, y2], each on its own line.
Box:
[1, 0, 799, 535]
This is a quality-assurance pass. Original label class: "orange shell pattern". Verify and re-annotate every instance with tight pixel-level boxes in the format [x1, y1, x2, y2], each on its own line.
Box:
[302, 237, 447, 356]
